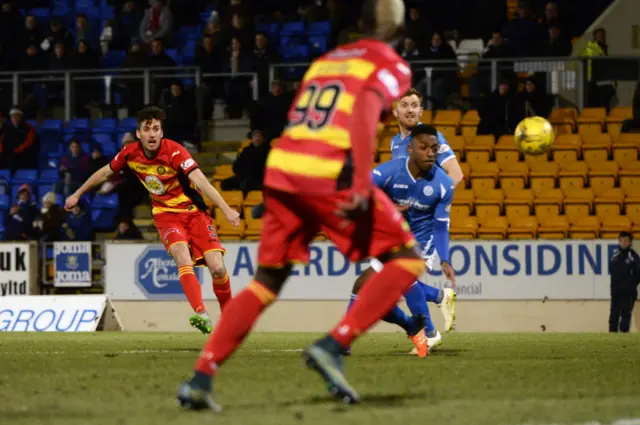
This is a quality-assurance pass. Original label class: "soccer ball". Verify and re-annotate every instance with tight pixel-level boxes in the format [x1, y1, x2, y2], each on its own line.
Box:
[514, 116, 555, 156]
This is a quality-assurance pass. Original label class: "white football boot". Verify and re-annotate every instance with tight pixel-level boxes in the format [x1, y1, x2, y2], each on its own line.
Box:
[438, 288, 456, 332]
[410, 330, 442, 355]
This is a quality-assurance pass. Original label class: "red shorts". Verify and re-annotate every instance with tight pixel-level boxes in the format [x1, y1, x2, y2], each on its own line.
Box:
[258, 187, 416, 267]
[154, 210, 225, 266]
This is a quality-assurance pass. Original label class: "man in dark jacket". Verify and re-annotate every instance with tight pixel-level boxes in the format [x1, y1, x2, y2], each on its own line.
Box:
[609, 232, 640, 333]
[221, 129, 270, 194]
[0, 107, 38, 171]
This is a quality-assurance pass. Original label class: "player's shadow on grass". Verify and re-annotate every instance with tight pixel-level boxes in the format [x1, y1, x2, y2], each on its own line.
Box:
[300, 392, 426, 408]
[387, 347, 467, 357]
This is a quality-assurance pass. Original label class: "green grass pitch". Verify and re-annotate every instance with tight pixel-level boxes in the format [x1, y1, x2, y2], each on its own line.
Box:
[2, 332, 640, 425]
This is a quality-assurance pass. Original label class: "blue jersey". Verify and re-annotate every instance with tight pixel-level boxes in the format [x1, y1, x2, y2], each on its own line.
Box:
[390, 129, 455, 167]
[372, 158, 453, 264]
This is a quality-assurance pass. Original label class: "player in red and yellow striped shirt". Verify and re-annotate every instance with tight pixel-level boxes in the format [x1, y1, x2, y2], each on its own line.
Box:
[179, 0, 428, 410]
[65, 106, 239, 334]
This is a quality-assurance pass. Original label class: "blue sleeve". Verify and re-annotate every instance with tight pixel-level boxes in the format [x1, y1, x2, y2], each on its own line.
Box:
[433, 182, 453, 264]
[436, 132, 456, 167]
[371, 163, 392, 189]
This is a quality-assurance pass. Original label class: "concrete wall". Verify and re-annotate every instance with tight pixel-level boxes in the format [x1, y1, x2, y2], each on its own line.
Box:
[111, 300, 640, 333]
[572, 0, 640, 106]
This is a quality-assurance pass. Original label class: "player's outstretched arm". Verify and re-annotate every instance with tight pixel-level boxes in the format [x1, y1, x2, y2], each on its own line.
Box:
[188, 168, 240, 227]
[434, 183, 455, 286]
[64, 164, 114, 211]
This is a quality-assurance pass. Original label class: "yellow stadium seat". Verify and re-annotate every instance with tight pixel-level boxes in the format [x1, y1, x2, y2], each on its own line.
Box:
[504, 189, 534, 220]
[433, 110, 461, 127]
[606, 107, 633, 139]
[436, 125, 457, 139]
[600, 215, 632, 239]
[461, 110, 480, 126]
[612, 133, 640, 164]
[499, 162, 529, 193]
[494, 135, 521, 167]
[452, 187, 475, 215]
[379, 152, 392, 163]
[553, 123, 574, 135]
[582, 133, 612, 163]
[450, 216, 478, 239]
[594, 187, 625, 218]
[220, 190, 244, 210]
[215, 210, 245, 240]
[420, 110, 433, 124]
[465, 134, 494, 167]
[578, 107, 606, 134]
[563, 187, 594, 223]
[459, 162, 470, 187]
[447, 136, 466, 161]
[477, 216, 508, 239]
[529, 161, 558, 192]
[619, 161, 640, 192]
[508, 216, 538, 239]
[244, 191, 264, 207]
[243, 208, 263, 241]
[558, 161, 588, 189]
[469, 162, 499, 191]
[475, 188, 504, 220]
[587, 160, 619, 193]
[461, 125, 477, 140]
[524, 153, 550, 166]
[534, 189, 564, 218]
[552, 134, 582, 162]
[549, 108, 577, 130]
[569, 216, 599, 239]
[451, 205, 470, 219]
[626, 202, 640, 237]
[538, 215, 569, 239]
[214, 164, 234, 181]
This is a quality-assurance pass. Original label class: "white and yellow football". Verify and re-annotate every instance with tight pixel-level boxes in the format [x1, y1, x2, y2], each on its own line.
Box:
[514, 116, 555, 156]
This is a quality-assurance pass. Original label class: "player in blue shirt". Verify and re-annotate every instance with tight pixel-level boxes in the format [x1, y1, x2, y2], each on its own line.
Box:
[347, 125, 456, 356]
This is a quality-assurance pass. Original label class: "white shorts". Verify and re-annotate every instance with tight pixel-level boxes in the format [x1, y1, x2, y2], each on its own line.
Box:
[369, 252, 438, 276]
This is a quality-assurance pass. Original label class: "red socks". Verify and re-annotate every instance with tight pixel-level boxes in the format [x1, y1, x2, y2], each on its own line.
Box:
[329, 258, 426, 348]
[195, 281, 276, 376]
[178, 265, 205, 313]
[213, 270, 232, 311]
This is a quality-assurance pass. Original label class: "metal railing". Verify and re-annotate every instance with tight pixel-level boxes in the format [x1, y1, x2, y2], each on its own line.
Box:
[0, 67, 259, 123]
[268, 56, 640, 111]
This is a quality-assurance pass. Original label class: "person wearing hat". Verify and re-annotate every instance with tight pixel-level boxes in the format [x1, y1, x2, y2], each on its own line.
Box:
[0, 107, 38, 172]
[4, 184, 38, 241]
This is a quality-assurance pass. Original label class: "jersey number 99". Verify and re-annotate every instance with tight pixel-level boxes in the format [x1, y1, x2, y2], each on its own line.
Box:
[289, 82, 344, 130]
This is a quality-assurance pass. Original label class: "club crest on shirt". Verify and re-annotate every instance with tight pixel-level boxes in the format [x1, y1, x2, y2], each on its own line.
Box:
[145, 175, 166, 195]
[157, 166, 166, 175]
[423, 185, 434, 196]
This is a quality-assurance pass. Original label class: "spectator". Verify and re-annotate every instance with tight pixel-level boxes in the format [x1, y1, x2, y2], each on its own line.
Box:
[251, 33, 280, 99]
[422, 32, 458, 110]
[229, 13, 252, 48]
[540, 2, 565, 34]
[608, 232, 640, 333]
[197, 35, 225, 118]
[56, 140, 90, 196]
[89, 145, 108, 176]
[250, 80, 291, 141]
[513, 76, 552, 123]
[477, 78, 517, 140]
[100, 19, 115, 54]
[147, 38, 176, 67]
[61, 199, 92, 241]
[162, 81, 196, 145]
[20, 44, 44, 71]
[469, 31, 515, 105]
[4, 184, 37, 241]
[405, 8, 430, 51]
[501, 0, 546, 57]
[43, 17, 74, 52]
[114, 1, 145, 49]
[200, 20, 223, 44]
[115, 218, 143, 240]
[74, 40, 102, 115]
[140, 0, 173, 45]
[49, 42, 70, 70]
[223, 37, 253, 118]
[400, 37, 422, 60]
[221, 129, 271, 194]
[542, 25, 572, 57]
[118, 42, 147, 114]
[621, 82, 640, 133]
[0, 107, 38, 171]
[581, 28, 616, 109]
[22, 15, 44, 51]
[75, 13, 100, 50]
[32, 192, 65, 242]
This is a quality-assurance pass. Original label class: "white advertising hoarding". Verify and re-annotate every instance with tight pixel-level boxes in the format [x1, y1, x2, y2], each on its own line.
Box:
[104, 241, 616, 301]
[0, 295, 107, 332]
[0, 243, 31, 296]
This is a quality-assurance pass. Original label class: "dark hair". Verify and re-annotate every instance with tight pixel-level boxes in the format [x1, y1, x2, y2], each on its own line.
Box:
[619, 231, 633, 241]
[411, 124, 438, 139]
[361, 0, 376, 35]
[136, 106, 166, 128]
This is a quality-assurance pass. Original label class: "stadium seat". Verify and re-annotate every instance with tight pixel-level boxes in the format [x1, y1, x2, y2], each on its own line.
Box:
[552, 134, 582, 162]
[436, 125, 456, 140]
[538, 215, 569, 239]
[118, 117, 137, 132]
[600, 215, 632, 239]
[65, 118, 91, 134]
[553, 123, 573, 135]
[215, 208, 244, 240]
[464, 135, 494, 167]
[434, 110, 461, 128]
[529, 161, 558, 192]
[379, 152, 392, 162]
[39, 169, 59, 184]
[420, 110, 433, 124]
[38, 185, 54, 201]
[499, 162, 529, 193]
[558, 161, 588, 189]
[450, 216, 477, 239]
[12, 169, 38, 185]
[475, 188, 504, 220]
[534, 188, 563, 218]
[563, 187, 594, 222]
[587, 160, 619, 193]
[0, 194, 10, 211]
[606, 107, 633, 139]
[243, 207, 263, 241]
[508, 216, 538, 239]
[447, 136, 465, 160]
[619, 161, 640, 192]
[581, 133, 612, 163]
[577, 107, 606, 134]
[460, 110, 479, 139]
[41, 119, 63, 134]
[244, 191, 263, 207]
[569, 216, 599, 239]
[594, 187, 625, 218]
[452, 187, 474, 215]
[91, 208, 117, 231]
[504, 189, 534, 219]
[0, 169, 11, 183]
[103, 49, 125, 68]
[612, 134, 639, 164]
[549, 108, 577, 130]
[220, 191, 243, 211]
[92, 193, 119, 209]
[213, 164, 234, 183]
[459, 162, 470, 187]
[469, 162, 499, 191]
[494, 135, 521, 167]
[477, 216, 508, 239]
[93, 118, 117, 132]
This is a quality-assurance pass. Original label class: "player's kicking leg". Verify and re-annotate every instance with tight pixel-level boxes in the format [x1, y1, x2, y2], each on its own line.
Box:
[169, 242, 212, 335]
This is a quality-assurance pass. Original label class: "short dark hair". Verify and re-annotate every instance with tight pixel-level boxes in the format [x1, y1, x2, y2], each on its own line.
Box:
[411, 124, 438, 139]
[136, 106, 166, 128]
[619, 231, 633, 241]
[360, 0, 376, 35]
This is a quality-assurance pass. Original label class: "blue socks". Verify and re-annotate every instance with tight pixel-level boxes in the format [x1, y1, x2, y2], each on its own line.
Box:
[419, 281, 444, 304]
[404, 282, 436, 337]
[348, 293, 413, 333]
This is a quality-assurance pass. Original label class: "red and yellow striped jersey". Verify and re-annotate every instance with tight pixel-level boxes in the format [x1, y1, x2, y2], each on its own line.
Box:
[110, 139, 207, 215]
[264, 39, 412, 194]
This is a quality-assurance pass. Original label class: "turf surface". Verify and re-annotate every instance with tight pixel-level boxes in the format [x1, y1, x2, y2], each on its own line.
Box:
[1, 332, 640, 425]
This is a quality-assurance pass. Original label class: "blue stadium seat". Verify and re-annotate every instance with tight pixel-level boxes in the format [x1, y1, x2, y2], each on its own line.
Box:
[65, 118, 91, 134]
[103, 50, 125, 68]
[38, 185, 54, 200]
[118, 117, 137, 132]
[0, 170, 11, 183]
[179, 25, 201, 42]
[0, 194, 9, 211]
[166, 48, 178, 64]
[93, 118, 117, 132]
[42, 140, 64, 155]
[64, 133, 89, 143]
[308, 21, 331, 36]
[200, 11, 212, 26]
[281, 21, 305, 37]
[12, 169, 38, 185]
[101, 141, 117, 157]
[101, 4, 115, 20]
[41, 119, 63, 134]
[92, 193, 119, 208]
[257, 22, 280, 41]
[92, 208, 117, 230]
[309, 35, 329, 56]
[181, 40, 197, 65]
[281, 44, 309, 62]
[81, 142, 92, 154]
[28, 8, 50, 26]
[92, 132, 114, 145]
[39, 169, 59, 184]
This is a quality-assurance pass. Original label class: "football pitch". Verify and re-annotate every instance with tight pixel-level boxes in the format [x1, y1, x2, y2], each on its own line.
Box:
[2, 333, 640, 425]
